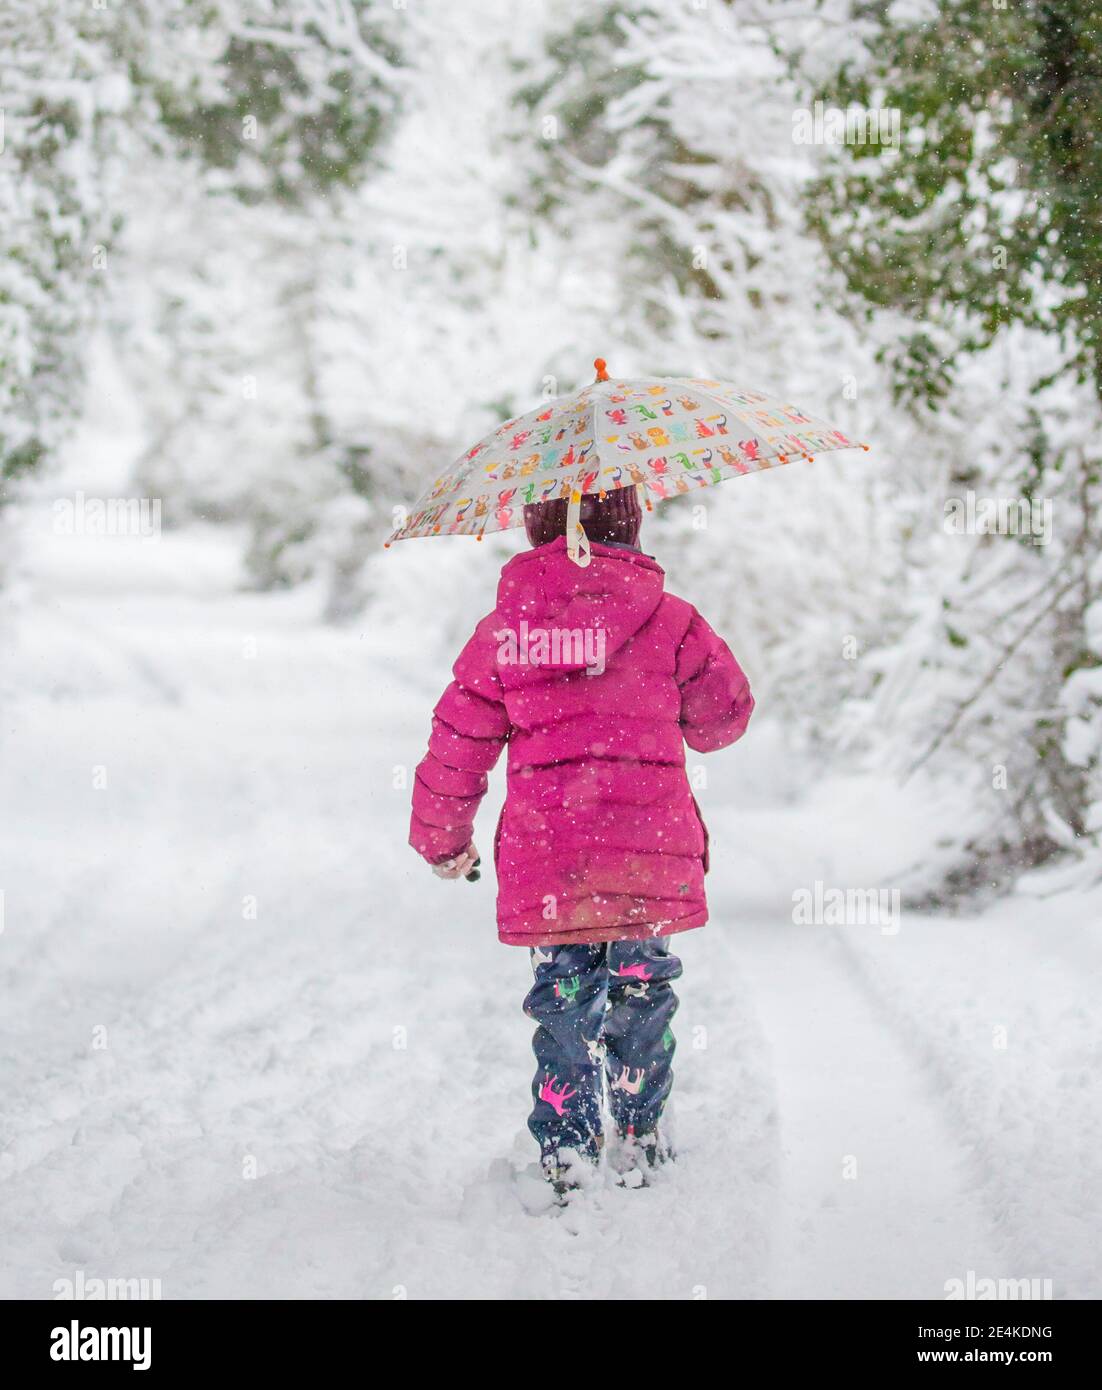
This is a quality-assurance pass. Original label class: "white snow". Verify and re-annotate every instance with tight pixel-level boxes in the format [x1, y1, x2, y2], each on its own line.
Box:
[2, 490, 1099, 1300]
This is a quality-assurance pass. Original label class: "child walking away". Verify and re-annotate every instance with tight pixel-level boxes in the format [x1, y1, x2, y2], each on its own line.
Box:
[409, 484, 753, 1200]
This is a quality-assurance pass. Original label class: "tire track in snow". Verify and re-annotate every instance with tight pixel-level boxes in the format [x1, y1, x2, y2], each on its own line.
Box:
[825, 918, 1102, 1297]
[722, 918, 1006, 1298]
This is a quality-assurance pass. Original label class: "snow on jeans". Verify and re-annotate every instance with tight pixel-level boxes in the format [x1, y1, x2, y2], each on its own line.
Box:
[524, 937, 682, 1158]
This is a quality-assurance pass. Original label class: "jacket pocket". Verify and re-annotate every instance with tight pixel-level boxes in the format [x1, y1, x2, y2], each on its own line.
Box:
[690, 794, 710, 875]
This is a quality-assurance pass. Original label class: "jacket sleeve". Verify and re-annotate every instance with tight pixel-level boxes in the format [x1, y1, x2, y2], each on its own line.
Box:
[409, 618, 510, 865]
[675, 607, 754, 753]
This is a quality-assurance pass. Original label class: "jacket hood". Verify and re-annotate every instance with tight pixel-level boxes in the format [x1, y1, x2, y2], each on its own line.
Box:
[494, 535, 665, 673]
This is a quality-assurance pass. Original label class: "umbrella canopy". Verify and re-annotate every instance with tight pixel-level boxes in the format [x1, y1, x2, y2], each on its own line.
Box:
[386, 359, 867, 564]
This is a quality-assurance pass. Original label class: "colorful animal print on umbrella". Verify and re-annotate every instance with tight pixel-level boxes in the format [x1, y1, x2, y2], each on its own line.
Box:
[387, 370, 866, 544]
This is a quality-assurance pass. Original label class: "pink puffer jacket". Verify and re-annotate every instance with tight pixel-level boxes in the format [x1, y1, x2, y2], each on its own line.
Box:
[409, 536, 753, 946]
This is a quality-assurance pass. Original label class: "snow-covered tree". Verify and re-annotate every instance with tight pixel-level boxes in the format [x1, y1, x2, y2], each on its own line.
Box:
[101, 0, 408, 605]
[809, 0, 1102, 886]
[0, 0, 132, 495]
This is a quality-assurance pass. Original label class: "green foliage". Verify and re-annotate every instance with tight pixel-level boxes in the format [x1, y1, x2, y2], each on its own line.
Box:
[878, 331, 955, 409]
[810, 0, 1102, 402]
[809, 1, 1102, 876]
[151, 27, 400, 206]
[0, 3, 115, 494]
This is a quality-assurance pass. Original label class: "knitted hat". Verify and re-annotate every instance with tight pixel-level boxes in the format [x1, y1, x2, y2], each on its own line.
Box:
[523, 485, 643, 550]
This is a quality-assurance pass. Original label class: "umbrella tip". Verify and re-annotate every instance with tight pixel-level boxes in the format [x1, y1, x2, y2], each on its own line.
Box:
[594, 357, 609, 382]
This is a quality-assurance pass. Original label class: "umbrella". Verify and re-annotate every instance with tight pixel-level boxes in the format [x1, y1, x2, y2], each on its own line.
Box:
[385, 358, 869, 566]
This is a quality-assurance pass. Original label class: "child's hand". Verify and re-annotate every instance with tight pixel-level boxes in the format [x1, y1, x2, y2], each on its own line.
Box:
[432, 844, 480, 880]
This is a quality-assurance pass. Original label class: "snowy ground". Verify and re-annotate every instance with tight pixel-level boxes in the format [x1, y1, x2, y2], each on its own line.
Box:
[2, 500, 1100, 1300]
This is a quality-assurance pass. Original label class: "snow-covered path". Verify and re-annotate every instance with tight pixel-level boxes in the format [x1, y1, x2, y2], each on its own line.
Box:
[734, 923, 999, 1298]
[1, 525, 1099, 1299]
